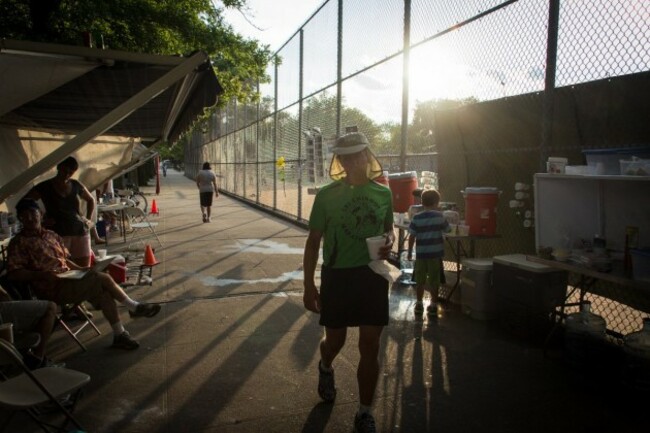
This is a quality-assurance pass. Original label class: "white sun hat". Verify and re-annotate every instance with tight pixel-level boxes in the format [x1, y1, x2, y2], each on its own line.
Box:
[329, 132, 383, 181]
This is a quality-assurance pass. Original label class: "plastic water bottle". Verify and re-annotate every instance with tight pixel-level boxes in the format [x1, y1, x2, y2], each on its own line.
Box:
[623, 317, 650, 391]
[564, 301, 606, 369]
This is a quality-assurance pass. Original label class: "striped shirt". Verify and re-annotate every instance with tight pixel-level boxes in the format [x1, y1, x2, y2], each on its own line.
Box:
[407, 210, 450, 259]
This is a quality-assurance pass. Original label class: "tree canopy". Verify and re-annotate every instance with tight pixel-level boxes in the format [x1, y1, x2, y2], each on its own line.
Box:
[0, 0, 273, 104]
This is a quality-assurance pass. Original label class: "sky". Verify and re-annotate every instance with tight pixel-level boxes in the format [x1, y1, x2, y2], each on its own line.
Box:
[218, 0, 546, 124]
[221, 0, 325, 52]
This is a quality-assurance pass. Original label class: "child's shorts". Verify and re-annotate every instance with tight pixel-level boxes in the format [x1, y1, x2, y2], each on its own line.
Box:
[414, 258, 442, 286]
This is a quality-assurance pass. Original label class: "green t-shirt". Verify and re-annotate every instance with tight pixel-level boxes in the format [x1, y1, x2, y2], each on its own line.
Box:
[309, 180, 393, 268]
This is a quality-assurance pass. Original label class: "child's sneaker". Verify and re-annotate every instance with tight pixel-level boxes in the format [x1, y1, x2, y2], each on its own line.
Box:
[414, 302, 424, 315]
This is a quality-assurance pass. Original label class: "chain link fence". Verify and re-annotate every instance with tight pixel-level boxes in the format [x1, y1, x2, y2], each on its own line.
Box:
[184, 0, 650, 336]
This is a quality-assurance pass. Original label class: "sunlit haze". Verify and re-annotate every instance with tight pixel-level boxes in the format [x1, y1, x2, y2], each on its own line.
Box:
[221, 0, 325, 51]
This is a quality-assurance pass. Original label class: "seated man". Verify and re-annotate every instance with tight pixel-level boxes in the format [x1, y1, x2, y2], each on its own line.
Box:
[0, 285, 57, 369]
[7, 198, 161, 350]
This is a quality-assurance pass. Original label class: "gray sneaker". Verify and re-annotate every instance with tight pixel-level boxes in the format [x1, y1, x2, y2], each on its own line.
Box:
[354, 412, 376, 433]
[112, 331, 140, 350]
[317, 361, 336, 402]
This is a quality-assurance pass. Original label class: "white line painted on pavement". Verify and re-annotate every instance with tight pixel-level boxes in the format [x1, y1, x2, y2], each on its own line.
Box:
[200, 270, 305, 287]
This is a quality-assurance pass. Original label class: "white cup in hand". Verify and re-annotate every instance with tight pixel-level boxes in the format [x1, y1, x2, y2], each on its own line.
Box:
[366, 235, 386, 260]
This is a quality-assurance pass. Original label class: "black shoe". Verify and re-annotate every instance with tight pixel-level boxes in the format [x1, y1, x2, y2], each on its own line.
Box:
[23, 353, 65, 370]
[354, 412, 377, 433]
[112, 331, 140, 350]
[317, 361, 336, 402]
[24, 352, 43, 370]
[129, 303, 161, 318]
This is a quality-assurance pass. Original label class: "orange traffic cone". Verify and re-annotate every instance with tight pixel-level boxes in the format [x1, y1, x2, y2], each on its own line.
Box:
[150, 199, 159, 215]
[143, 244, 160, 266]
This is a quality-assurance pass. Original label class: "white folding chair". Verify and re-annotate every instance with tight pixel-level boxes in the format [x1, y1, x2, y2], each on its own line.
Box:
[124, 207, 162, 248]
[0, 339, 90, 432]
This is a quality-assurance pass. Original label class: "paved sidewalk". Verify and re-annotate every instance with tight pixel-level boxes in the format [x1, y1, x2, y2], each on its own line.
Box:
[6, 169, 645, 433]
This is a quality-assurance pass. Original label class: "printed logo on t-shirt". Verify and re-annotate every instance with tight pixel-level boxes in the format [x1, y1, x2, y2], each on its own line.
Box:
[341, 196, 382, 240]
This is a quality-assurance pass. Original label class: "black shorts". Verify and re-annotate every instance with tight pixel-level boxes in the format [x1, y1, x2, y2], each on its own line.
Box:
[319, 265, 389, 328]
[200, 192, 213, 207]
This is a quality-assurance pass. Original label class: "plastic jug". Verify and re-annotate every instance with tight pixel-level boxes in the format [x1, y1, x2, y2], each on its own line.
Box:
[623, 317, 650, 390]
[564, 301, 606, 368]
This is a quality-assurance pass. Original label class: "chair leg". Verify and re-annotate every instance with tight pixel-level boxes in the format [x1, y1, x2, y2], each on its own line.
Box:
[56, 304, 102, 352]
[24, 388, 86, 433]
[73, 305, 101, 336]
[55, 318, 87, 352]
[149, 226, 163, 247]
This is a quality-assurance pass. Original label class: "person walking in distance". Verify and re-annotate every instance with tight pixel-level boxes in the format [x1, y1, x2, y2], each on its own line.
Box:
[303, 131, 394, 433]
[196, 162, 219, 223]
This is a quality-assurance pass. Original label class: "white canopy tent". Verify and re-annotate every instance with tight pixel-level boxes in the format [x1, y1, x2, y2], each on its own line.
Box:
[0, 39, 221, 211]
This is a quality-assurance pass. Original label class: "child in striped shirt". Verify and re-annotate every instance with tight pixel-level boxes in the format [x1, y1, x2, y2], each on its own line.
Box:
[407, 189, 450, 316]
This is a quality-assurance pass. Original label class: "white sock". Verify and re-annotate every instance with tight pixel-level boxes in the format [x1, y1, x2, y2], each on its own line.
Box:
[122, 297, 139, 311]
[358, 404, 371, 415]
[112, 322, 125, 335]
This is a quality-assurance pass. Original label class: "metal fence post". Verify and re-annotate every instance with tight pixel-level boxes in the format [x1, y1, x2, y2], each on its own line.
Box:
[400, 0, 412, 173]
[541, 0, 560, 172]
[297, 29, 305, 220]
[273, 57, 279, 210]
[336, 0, 343, 136]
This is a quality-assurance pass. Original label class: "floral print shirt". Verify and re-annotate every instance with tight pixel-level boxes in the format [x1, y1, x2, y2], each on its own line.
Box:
[7, 229, 71, 300]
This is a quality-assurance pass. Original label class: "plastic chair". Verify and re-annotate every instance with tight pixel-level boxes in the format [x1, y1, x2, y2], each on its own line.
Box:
[124, 207, 162, 248]
[0, 339, 90, 433]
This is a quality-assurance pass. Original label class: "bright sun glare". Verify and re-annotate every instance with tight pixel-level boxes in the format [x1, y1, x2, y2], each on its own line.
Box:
[408, 45, 471, 102]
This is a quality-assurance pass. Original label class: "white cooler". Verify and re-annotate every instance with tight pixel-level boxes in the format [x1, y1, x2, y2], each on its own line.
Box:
[460, 258, 496, 320]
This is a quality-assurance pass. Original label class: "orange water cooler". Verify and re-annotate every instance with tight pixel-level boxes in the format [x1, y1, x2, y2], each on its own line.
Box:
[388, 172, 418, 213]
[462, 187, 500, 235]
